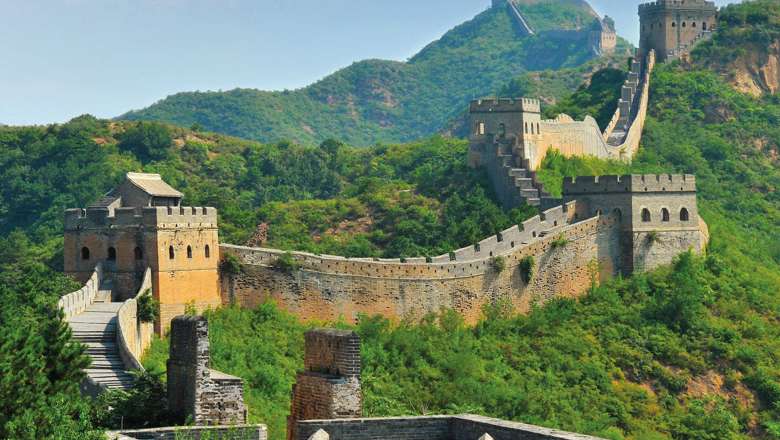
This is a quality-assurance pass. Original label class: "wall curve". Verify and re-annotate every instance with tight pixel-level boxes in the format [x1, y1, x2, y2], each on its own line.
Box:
[117, 267, 154, 371]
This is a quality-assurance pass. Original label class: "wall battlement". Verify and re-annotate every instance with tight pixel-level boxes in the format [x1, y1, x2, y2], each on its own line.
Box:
[65, 206, 218, 230]
[470, 98, 541, 114]
[563, 174, 696, 195]
[639, 0, 716, 14]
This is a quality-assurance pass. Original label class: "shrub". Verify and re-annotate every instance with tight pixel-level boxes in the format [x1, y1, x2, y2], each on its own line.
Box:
[273, 252, 301, 273]
[519, 256, 535, 283]
[647, 231, 661, 244]
[490, 256, 507, 273]
[220, 254, 243, 274]
[136, 289, 159, 323]
[551, 235, 569, 249]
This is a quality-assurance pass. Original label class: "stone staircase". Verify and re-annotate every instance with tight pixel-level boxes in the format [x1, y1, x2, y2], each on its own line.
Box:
[491, 150, 558, 209]
[67, 281, 135, 391]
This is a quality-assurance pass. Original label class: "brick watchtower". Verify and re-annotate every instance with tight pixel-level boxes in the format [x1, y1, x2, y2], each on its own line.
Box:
[639, 0, 717, 61]
[64, 172, 221, 333]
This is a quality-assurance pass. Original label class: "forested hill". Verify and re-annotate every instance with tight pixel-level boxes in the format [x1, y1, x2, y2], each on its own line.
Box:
[118, 0, 630, 146]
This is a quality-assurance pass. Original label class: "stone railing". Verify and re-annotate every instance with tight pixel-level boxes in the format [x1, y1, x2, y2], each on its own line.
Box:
[295, 414, 606, 440]
[107, 424, 267, 440]
[58, 263, 103, 320]
[117, 268, 154, 371]
[612, 50, 656, 158]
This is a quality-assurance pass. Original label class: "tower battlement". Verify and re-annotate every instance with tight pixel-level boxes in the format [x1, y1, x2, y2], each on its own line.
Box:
[563, 174, 696, 195]
[64, 206, 218, 230]
[639, 0, 716, 14]
[470, 98, 541, 114]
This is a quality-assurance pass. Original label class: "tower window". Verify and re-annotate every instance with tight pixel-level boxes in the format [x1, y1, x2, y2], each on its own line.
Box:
[692, 21, 697, 28]
[702, 22, 707, 30]
[530, 123, 534, 134]
[672, 22, 676, 27]
[525, 122, 529, 133]
[641, 208, 651, 222]
[476, 122, 485, 135]
[81, 247, 90, 260]
[134, 247, 143, 260]
[499, 123, 506, 138]
[537, 123, 540, 133]
[107, 247, 116, 261]
[205, 245, 211, 259]
[187, 245, 193, 259]
[662, 208, 670, 222]
[680, 208, 690, 222]
[169, 246, 175, 260]
[682, 21, 686, 27]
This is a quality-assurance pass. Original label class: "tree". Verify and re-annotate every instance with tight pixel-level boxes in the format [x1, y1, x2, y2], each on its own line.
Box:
[118, 121, 173, 162]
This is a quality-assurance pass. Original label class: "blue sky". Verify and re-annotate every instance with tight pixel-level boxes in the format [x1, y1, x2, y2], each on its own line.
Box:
[0, 0, 739, 125]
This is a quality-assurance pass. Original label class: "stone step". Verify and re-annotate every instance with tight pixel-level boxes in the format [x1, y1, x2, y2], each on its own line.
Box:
[526, 197, 541, 206]
[508, 168, 528, 177]
[520, 188, 540, 198]
[514, 177, 535, 190]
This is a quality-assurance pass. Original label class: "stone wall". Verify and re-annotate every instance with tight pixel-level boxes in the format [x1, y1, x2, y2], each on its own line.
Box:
[221, 211, 622, 325]
[167, 316, 247, 426]
[288, 329, 362, 440]
[295, 415, 606, 440]
[117, 267, 155, 371]
[58, 264, 102, 320]
[107, 424, 267, 440]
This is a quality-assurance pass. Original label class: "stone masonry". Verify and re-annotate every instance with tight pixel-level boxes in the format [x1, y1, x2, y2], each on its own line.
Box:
[167, 315, 247, 426]
[639, 0, 717, 62]
[287, 329, 362, 440]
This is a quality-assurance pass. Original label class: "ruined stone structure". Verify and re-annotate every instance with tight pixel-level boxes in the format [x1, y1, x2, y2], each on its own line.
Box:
[590, 16, 617, 55]
[167, 315, 247, 426]
[287, 329, 362, 440]
[639, 0, 717, 62]
[221, 174, 706, 325]
[65, 172, 221, 332]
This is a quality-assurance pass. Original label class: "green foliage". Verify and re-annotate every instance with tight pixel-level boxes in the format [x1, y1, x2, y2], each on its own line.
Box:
[490, 256, 507, 273]
[221, 254, 243, 275]
[93, 370, 171, 429]
[519, 256, 535, 284]
[118, 121, 174, 163]
[646, 231, 660, 244]
[120, 3, 611, 146]
[542, 67, 627, 129]
[550, 234, 569, 248]
[272, 252, 301, 274]
[137, 289, 159, 323]
[534, 150, 631, 197]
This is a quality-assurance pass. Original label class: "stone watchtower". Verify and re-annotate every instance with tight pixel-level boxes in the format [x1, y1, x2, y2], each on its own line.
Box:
[468, 98, 543, 170]
[639, 0, 717, 61]
[563, 174, 707, 273]
[590, 16, 617, 56]
[64, 172, 221, 333]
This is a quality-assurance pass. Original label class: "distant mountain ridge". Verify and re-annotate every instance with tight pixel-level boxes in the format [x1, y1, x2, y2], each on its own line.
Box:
[119, 0, 630, 146]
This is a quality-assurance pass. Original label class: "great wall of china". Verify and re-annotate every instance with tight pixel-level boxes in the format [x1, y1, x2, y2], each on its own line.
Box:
[59, 2, 720, 437]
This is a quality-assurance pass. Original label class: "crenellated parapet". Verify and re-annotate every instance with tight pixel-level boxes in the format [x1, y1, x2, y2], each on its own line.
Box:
[64, 206, 217, 230]
[639, 0, 716, 14]
[469, 98, 541, 114]
[563, 174, 696, 194]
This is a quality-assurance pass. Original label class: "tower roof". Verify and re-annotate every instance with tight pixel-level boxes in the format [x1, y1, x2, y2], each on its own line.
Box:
[125, 172, 183, 198]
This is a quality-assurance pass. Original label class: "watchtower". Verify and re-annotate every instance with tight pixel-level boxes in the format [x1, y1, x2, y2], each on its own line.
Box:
[590, 16, 617, 55]
[64, 172, 221, 333]
[468, 98, 543, 169]
[638, 0, 717, 61]
[563, 174, 705, 273]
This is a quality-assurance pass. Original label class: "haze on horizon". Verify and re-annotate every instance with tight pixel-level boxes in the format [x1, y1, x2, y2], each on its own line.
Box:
[0, 0, 740, 126]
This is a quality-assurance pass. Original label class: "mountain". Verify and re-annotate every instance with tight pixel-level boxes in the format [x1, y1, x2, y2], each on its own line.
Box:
[119, 0, 630, 146]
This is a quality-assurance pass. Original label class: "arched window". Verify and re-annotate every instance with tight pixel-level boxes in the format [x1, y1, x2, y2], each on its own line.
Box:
[662, 208, 670, 222]
[498, 123, 506, 138]
[682, 21, 686, 27]
[672, 22, 676, 27]
[613, 208, 623, 221]
[525, 122, 529, 133]
[205, 245, 211, 258]
[134, 247, 143, 260]
[537, 123, 540, 133]
[530, 123, 534, 134]
[187, 245, 193, 259]
[169, 246, 175, 260]
[692, 21, 697, 28]
[680, 208, 690, 222]
[107, 247, 116, 261]
[702, 22, 707, 30]
[81, 247, 90, 260]
[641, 208, 651, 222]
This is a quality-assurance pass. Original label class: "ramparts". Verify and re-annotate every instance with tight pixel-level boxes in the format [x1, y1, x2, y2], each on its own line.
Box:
[220, 202, 625, 324]
[563, 174, 696, 194]
[638, 0, 716, 14]
[117, 268, 154, 371]
[64, 206, 218, 230]
[470, 98, 541, 114]
[59, 264, 102, 319]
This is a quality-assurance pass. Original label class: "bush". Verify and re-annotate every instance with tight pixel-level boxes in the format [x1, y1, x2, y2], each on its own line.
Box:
[551, 235, 569, 249]
[272, 252, 301, 273]
[220, 254, 243, 275]
[490, 256, 507, 273]
[519, 256, 535, 283]
[117, 121, 173, 163]
[136, 289, 159, 323]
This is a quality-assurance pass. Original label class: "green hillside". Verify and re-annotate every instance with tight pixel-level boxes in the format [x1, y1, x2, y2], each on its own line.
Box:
[1, 1, 779, 439]
[119, 1, 630, 146]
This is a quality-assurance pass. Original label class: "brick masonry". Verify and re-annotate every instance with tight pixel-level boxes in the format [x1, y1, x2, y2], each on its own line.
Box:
[167, 315, 247, 426]
[288, 329, 362, 440]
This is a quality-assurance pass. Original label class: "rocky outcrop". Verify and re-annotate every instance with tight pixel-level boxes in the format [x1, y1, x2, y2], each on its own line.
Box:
[720, 41, 780, 97]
